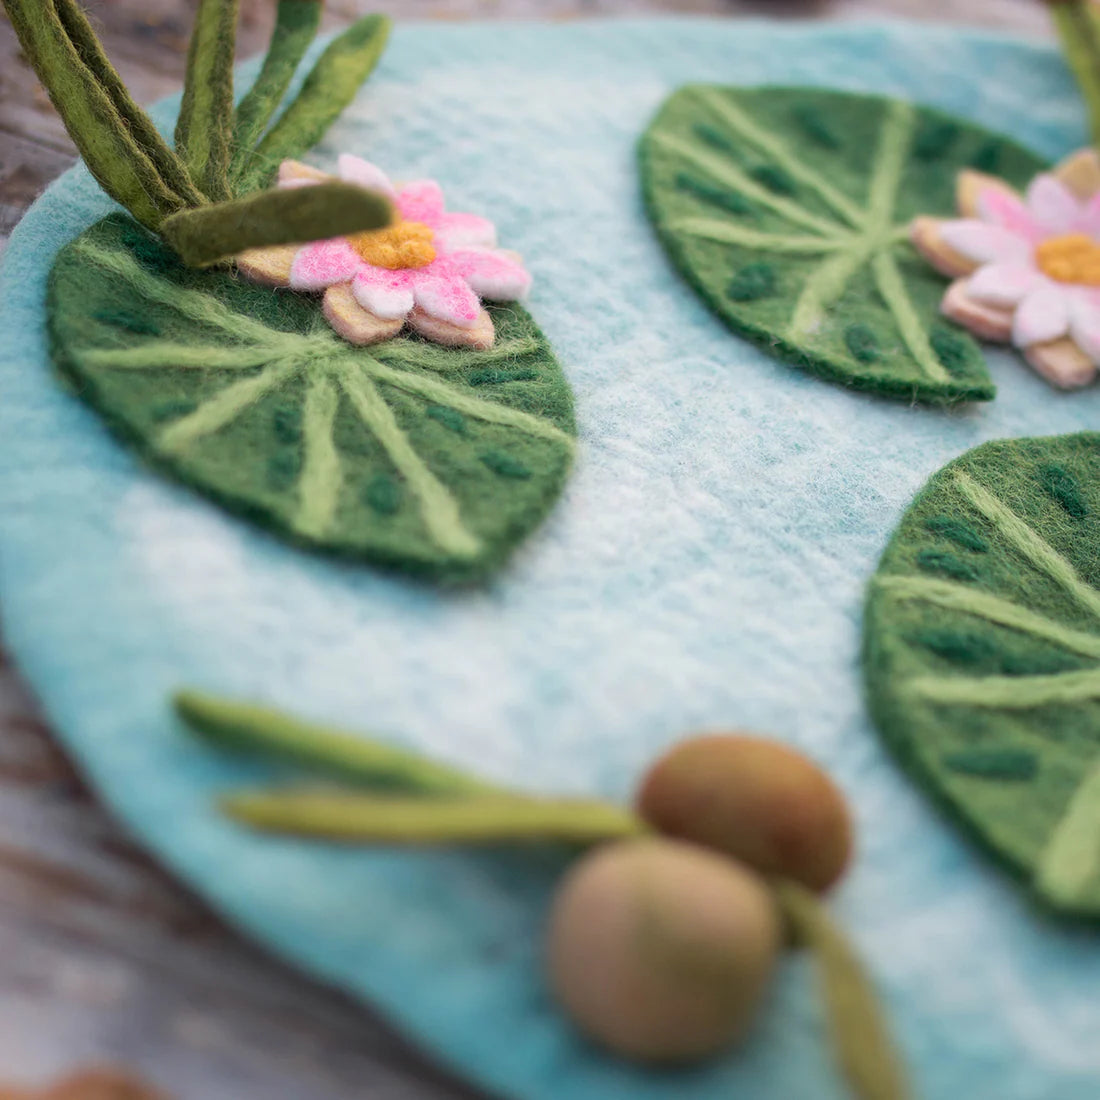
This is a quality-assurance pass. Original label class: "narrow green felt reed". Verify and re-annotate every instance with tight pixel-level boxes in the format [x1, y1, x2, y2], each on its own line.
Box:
[775, 881, 910, 1100]
[176, 0, 239, 201]
[221, 790, 649, 844]
[1050, 0, 1100, 147]
[240, 14, 392, 192]
[175, 689, 504, 796]
[231, 0, 325, 183]
[159, 180, 393, 266]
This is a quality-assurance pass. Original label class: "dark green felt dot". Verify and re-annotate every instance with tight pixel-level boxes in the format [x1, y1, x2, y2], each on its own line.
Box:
[929, 329, 972, 377]
[916, 549, 979, 582]
[426, 405, 468, 434]
[925, 515, 989, 553]
[481, 451, 531, 480]
[675, 173, 754, 217]
[266, 449, 300, 491]
[971, 140, 1001, 173]
[792, 104, 840, 149]
[693, 122, 737, 153]
[749, 164, 796, 196]
[93, 308, 161, 336]
[727, 262, 777, 302]
[1039, 463, 1088, 519]
[150, 398, 197, 422]
[469, 368, 539, 386]
[844, 323, 881, 364]
[913, 628, 996, 665]
[912, 118, 960, 161]
[272, 403, 303, 444]
[365, 474, 402, 515]
[942, 749, 1037, 782]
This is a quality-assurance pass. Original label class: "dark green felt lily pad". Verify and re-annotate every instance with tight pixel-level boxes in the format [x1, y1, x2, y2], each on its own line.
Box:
[48, 215, 576, 583]
[639, 86, 1048, 404]
[864, 432, 1100, 915]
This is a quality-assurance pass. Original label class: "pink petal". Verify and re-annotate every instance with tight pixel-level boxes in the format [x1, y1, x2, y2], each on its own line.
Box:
[1080, 193, 1100, 237]
[1026, 175, 1083, 234]
[289, 239, 362, 290]
[351, 267, 416, 320]
[1069, 293, 1100, 365]
[938, 220, 1030, 265]
[433, 212, 498, 251]
[1012, 283, 1071, 348]
[412, 272, 482, 328]
[338, 155, 396, 198]
[445, 249, 531, 300]
[966, 262, 1041, 308]
[976, 187, 1041, 241]
[397, 181, 446, 225]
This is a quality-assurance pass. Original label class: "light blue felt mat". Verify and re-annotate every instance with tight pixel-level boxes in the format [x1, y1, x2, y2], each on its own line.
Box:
[2, 16, 1100, 1100]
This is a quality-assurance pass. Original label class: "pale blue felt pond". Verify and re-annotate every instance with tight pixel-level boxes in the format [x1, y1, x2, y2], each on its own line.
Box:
[2, 17, 1100, 1100]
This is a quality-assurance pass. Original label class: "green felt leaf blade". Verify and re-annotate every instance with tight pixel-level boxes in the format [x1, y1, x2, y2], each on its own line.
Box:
[639, 86, 1049, 405]
[48, 214, 576, 584]
[864, 432, 1100, 916]
[159, 181, 394, 267]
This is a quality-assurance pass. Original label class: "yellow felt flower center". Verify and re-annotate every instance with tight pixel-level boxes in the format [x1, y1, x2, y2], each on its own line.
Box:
[349, 220, 436, 270]
[1036, 233, 1100, 286]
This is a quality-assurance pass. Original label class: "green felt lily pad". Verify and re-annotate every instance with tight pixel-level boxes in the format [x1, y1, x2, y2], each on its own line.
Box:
[48, 214, 576, 583]
[864, 432, 1100, 916]
[639, 85, 1048, 404]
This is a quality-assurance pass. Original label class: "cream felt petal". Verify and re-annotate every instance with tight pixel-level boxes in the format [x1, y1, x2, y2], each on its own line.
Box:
[322, 283, 404, 345]
[278, 160, 329, 186]
[1013, 283, 1071, 348]
[941, 278, 1014, 342]
[408, 304, 495, 349]
[909, 217, 980, 279]
[938, 220, 1030, 265]
[956, 170, 1021, 218]
[966, 263, 1042, 308]
[337, 154, 397, 199]
[1054, 148, 1100, 199]
[351, 266, 416, 320]
[289, 238, 362, 290]
[1025, 175, 1082, 234]
[235, 244, 297, 287]
[1024, 338, 1098, 389]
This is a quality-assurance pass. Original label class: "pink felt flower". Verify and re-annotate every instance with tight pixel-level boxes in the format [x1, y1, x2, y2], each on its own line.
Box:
[910, 149, 1100, 390]
[237, 155, 532, 350]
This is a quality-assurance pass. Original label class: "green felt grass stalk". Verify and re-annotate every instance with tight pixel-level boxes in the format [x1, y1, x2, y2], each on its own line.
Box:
[1050, 0, 1100, 147]
[775, 881, 911, 1100]
[231, 0, 325, 179]
[160, 180, 394, 266]
[238, 14, 392, 192]
[175, 0, 240, 200]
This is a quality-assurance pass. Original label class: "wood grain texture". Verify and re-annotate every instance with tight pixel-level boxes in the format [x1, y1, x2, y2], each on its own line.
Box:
[0, 0, 1057, 1095]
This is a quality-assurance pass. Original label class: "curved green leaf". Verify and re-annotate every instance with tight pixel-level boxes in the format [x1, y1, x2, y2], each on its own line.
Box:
[864, 432, 1100, 915]
[639, 86, 1048, 405]
[48, 215, 575, 583]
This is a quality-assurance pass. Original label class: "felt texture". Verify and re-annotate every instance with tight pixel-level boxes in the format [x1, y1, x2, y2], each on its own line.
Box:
[5, 18, 1100, 1100]
[640, 86, 1050, 404]
[864, 431, 1100, 916]
[48, 215, 575, 582]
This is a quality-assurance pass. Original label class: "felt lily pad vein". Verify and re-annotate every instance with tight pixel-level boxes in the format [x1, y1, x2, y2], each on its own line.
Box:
[864, 432, 1100, 915]
[640, 86, 1049, 403]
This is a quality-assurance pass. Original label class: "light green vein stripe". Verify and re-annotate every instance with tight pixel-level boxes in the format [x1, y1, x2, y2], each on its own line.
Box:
[866, 100, 915, 231]
[954, 471, 1100, 621]
[158, 358, 299, 454]
[1038, 759, 1100, 910]
[669, 217, 847, 253]
[694, 88, 865, 229]
[906, 668, 1100, 708]
[81, 344, 278, 371]
[365, 360, 575, 447]
[373, 337, 542, 371]
[295, 375, 342, 539]
[789, 247, 870, 338]
[877, 575, 1100, 660]
[336, 363, 481, 559]
[872, 252, 950, 382]
[652, 131, 842, 237]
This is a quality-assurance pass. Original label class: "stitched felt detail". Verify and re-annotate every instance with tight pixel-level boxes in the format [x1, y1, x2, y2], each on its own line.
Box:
[863, 431, 1100, 917]
[639, 86, 1049, 405]
[48, 215, 575, 583]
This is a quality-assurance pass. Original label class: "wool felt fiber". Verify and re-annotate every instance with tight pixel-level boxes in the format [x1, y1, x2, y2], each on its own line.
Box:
[5, 18, 1100, 1100]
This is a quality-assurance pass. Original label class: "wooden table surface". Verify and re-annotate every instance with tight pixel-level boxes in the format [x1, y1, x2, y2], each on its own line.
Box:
[0, 1, 1054, 1096]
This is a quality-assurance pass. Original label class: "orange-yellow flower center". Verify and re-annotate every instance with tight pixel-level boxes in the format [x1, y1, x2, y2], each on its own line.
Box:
[349, 220, 436, 270]
[1036, 233, 1100, 286]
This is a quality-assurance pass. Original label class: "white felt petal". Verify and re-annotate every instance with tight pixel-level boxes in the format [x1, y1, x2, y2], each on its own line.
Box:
[351, 270, 415, 320]
[966, 263, 1042, 308]
[337, 154, 397, 198]
[938, 220, 1030, 264]
[1012, 283, 1071, 348]
[1068, 293, 1100, 365]
[1026, 175, 1083, 234]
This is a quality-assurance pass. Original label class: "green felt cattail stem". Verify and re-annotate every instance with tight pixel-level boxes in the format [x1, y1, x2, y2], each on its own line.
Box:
[159, 180, 393, 266]
[176, 0, 240, 201]
[231, 0, 325, 183]
[238, 13, 392, 193]
[1, 0, 191, 228]
[174, 689, 503, 796]
[774, 881, 910, 1100]
[221, 790, 650, 844]
[1050, 0, 1100, 147]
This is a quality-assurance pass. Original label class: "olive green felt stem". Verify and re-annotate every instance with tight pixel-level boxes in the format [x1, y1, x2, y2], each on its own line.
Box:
[1050, 0, 1100, 148]
[176, 0, 239, 201]
[174, 689, 506, 796]
[775, 881, 910, 1100]
[220, 790, 649, 844]
[238, 13, 392, 193]
[230, 0, 324, 182]
[0, 0, 190, 228]
[51, 0, 205, 207]
[159, 181, 393, 267]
